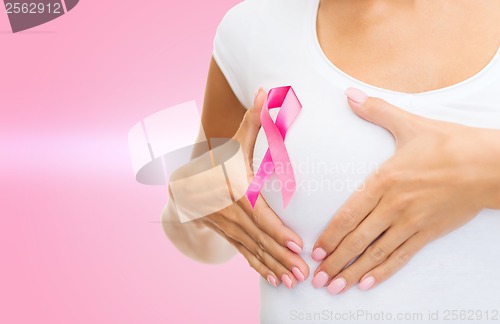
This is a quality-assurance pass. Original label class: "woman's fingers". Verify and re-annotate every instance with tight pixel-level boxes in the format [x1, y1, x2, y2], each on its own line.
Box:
[204, 211, 302, 288]
[312, 171, 385, 262]
[345, 89, 427, 145]
[203, 220, 282, 287]
[312, 199, 393, 288]
[238, 193, 304, 254]
[218, 219, 300, 288]
[201, 86, 309, 287]
[225, 201, 309, 284]
[357, 231, 430, 291]
[324, 224, 416, 294]
[233, 87, 267, 157]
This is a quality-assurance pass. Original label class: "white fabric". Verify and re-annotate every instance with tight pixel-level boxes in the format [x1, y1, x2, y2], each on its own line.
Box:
[212, 0, 500, 323]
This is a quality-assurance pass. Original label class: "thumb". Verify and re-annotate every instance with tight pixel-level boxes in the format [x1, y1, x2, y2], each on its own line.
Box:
[234, 86, 267, 155]
[249, 86, 267, 126]
[344, 87, 422, 142]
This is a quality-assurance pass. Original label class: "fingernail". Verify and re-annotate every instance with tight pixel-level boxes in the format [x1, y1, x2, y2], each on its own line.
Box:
[291, 267, 305, 282]
[359, 275, 375, 291]
[327, 277, 347, 295]
[344, 87, 368, 104]
[253, 86, 264, 104]
[312, 271, 329, 288]
[311, 247, 327, 261]
[267, 275, 278, 287]
[253, 89, 259, 103]
[286, 241, 302, 254]
[282, 274, 293, 289]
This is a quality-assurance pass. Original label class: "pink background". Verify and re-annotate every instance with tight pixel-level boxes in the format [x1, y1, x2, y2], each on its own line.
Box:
[0, 1, 260, 323]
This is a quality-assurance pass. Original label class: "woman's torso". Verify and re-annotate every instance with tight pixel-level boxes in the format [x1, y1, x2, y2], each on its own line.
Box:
[219, 0, 500, 322]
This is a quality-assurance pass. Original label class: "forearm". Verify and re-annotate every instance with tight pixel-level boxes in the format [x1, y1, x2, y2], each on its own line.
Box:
[160, 125, 238, 264]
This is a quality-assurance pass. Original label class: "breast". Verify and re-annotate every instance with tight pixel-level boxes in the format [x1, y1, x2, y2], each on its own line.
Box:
[255, 85, 500, 323]
[252, 86, 397, 248]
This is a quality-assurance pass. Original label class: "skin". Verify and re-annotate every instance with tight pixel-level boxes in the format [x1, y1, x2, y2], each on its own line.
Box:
[312, 0, 500, 294]
[316, 0, 500, 93]
[312, 90, 500, 294]
[194, 86, 310, 288]
[161, 58, 309, 288]
[163, 0, 500, 291]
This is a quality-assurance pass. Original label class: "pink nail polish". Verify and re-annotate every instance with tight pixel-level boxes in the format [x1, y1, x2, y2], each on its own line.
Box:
[311, 247, 327, 261]
[267, 275, 278, 287]
[282, 274, 293, 289]
[359, 275, 375, 291]
[291, 267, 305, 282]
[344, 87, 368, 104]
[327, 277, 347, 295]
[286, 241, 302, 254]
[312, 271, 329, 288]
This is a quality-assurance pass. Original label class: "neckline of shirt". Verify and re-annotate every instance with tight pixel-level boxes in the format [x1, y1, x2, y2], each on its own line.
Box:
[307, 0, 500, 103]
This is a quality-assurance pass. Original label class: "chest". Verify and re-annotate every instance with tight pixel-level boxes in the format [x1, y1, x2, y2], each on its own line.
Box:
[316, 1, 500, 93]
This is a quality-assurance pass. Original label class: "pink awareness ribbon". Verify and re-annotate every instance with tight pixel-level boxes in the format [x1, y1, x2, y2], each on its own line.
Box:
[245, 85, 302, 209]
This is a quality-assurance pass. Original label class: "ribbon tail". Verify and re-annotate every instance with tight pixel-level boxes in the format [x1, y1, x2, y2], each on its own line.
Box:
[245, 148, 274, 208]
[269, 141, 296, 209]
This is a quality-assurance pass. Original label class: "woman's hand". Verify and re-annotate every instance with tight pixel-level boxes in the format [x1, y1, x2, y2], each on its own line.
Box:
[192, 88, 309, 288]
[311, 87, 500, 294]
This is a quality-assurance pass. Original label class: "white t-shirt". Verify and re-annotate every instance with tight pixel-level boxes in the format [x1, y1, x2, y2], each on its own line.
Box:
[212, 0, 500, 323]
